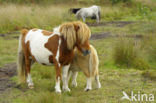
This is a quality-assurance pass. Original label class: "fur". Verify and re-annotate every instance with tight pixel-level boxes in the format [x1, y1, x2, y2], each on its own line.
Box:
[69, 44, 101, 90]
[76, 5, 101, 23]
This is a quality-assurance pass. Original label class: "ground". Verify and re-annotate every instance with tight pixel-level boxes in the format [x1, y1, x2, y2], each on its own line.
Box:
[0, 20, 156, 103]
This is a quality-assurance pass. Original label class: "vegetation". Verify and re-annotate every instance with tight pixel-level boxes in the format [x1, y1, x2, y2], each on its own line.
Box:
[0, 0, 156, 103]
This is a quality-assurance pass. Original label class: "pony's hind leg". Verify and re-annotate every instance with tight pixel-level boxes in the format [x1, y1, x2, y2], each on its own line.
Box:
[95, 70, 101, 89]
[95, 13, 100, 23]
[71, 71, 78, 87]
[25, 56, 34, 89]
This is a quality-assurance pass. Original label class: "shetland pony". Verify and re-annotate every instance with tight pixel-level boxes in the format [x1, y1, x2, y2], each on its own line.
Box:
[68, 45, 101, 91]
[75, 5, 101, 23]
[17, 21, 91, 93]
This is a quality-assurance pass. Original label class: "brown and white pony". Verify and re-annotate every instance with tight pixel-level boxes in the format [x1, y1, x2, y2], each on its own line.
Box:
[68, 45, 101, 91]
[17, 21, 91, 93]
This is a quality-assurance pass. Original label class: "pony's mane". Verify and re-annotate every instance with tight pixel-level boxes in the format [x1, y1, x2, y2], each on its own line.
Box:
[59, 21, 91, 50]
[73, 21, 91, 43]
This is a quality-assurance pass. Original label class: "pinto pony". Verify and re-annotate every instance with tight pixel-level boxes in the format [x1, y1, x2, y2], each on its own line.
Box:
[17, 21, 91, 93]
[68, 45, 101, 91]
[76, 5, 101, 23]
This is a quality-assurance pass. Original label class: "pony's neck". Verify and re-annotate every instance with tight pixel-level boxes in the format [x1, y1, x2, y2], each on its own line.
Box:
[59, 36, 75, 65]
[60, 36, 75, 54]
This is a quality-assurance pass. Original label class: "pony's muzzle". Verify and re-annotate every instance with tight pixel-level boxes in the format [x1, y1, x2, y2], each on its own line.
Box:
[82, 50, 91, 56]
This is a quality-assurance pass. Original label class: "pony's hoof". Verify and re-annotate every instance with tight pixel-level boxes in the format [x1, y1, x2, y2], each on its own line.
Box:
[72, 82, 77, 87]
[96, 83, 101, 89]
[28, 85, 34, 89]
[63, 87, 71, 92]
[84, 88, 92, 92]
[55, 90, 61, 93]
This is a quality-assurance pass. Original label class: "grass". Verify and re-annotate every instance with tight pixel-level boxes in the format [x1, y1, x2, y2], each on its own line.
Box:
[1, 34, 156, 103]
[0, 1, 156, 103]
[0, 1, 156, 33]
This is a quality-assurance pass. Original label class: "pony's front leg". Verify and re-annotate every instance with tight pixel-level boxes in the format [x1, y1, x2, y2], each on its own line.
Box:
[85, 77, 92, 91]
[62, 64, 70, 92]
[54, 64, 62, 93]
[82, 16, 86, 22]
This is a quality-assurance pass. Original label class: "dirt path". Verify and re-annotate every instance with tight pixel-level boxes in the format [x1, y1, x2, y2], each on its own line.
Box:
[87, 21, 136, 27]
[0, 63, 16, 94]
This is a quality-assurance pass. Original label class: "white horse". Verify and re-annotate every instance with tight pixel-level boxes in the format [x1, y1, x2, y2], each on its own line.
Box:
[75, 5, 101, 23]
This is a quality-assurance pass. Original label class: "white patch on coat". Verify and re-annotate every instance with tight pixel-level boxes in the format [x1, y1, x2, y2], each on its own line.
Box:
[25, 27, 60, 65]
[55, 39, 61, 67]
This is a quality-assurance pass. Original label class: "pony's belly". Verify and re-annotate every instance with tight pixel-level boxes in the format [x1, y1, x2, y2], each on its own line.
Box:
[30, 39, 53, 65]
[31, 48, 53, 65]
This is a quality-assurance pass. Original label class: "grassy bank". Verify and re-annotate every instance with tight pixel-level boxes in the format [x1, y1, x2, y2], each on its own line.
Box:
[0, 1, 156, 33]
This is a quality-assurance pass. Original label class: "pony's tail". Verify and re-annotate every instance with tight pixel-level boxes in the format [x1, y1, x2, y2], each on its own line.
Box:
[17, 29, 28, 83]
[89, 45, 99, 77]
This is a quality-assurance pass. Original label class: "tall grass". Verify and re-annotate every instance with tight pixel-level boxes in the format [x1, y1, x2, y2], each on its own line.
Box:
[0, 4, 75, 33]
[113, 37, 149, 69]
[142, 33, 156, 67]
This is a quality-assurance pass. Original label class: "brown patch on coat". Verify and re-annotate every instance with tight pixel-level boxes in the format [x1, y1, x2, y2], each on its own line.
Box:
[27, 41, 36, 62]
[42, 30, 53, 36]
[32, 28, 38, 31]
[21, 29, 32, 76]
[21, 29, 28, 36]
[49, 55, 54, 63]
[44, 35, 59, 63]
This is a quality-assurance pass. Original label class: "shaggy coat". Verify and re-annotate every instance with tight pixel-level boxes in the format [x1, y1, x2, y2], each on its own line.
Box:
[17, 21, 91, 93]
[68, 45, 101, 91]
[76, 5, 101, 23]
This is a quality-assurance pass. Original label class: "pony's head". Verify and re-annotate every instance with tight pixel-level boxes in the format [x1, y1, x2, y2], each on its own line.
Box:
[69, 8, 81, 14]
[60, 21, 91, 56]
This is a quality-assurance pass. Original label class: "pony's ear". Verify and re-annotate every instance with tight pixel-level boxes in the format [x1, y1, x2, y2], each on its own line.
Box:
[60, 23, 76, 50]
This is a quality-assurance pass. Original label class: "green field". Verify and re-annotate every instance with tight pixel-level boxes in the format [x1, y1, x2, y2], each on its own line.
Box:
[0, 0, 156, 103]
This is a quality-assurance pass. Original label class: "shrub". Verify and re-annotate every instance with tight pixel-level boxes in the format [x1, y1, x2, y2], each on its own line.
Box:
[113, 37, 149, 69]
[142, 33, 156, 64]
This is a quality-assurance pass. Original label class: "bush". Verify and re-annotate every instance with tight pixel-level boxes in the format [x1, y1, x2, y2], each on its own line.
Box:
[142, 34, 156, 64]
[109, 0, 132, 4]
[113, 37, 149, 69]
